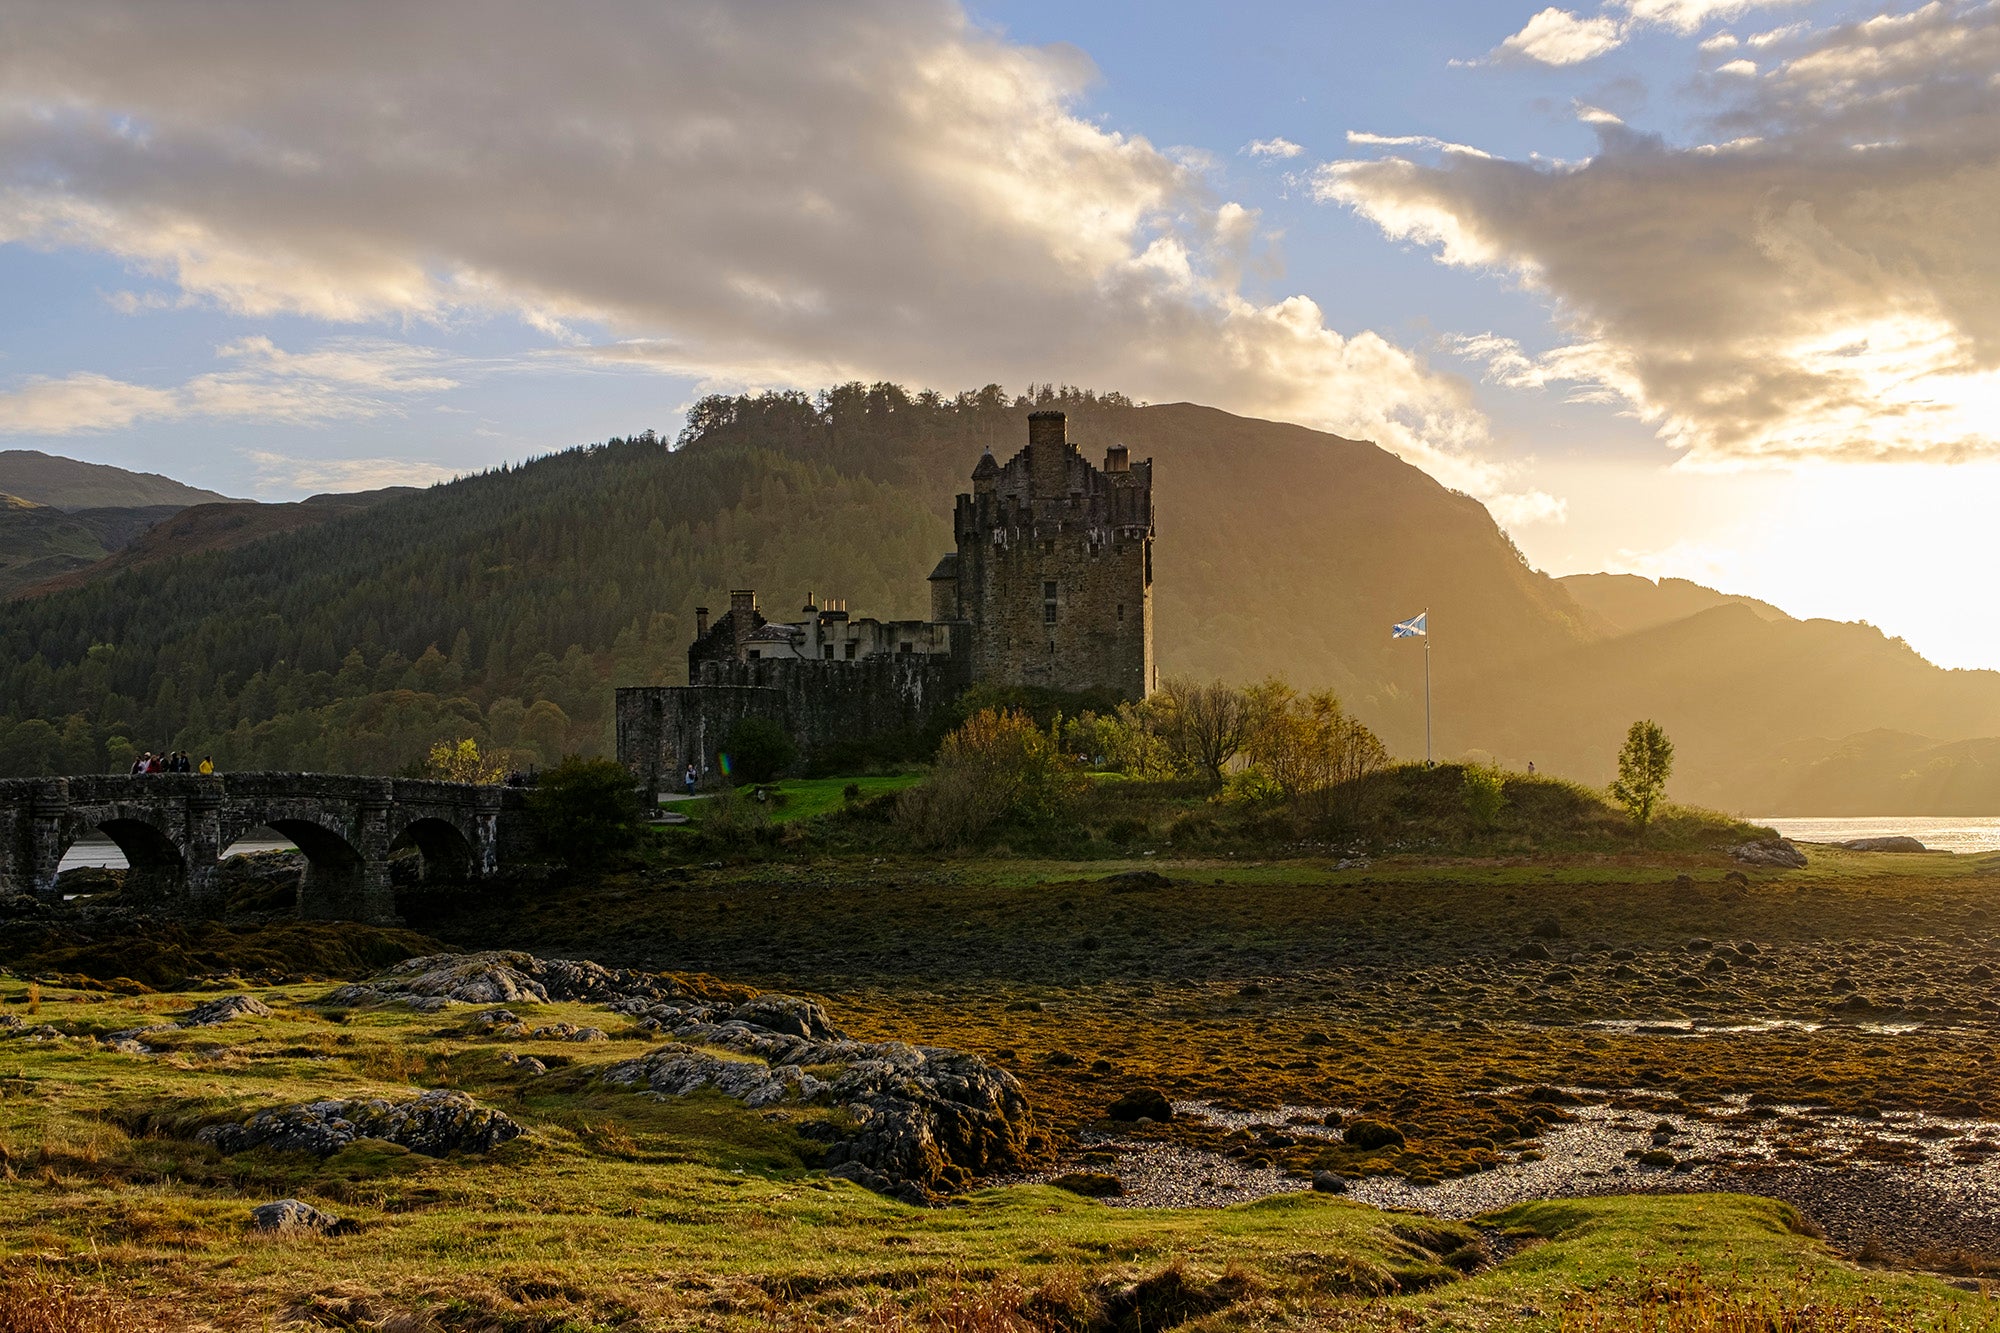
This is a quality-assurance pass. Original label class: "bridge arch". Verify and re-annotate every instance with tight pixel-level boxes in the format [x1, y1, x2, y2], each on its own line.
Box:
[220, 807, 373, 921]
[389, 815, 478, 883]
[58, 811, 186, 904]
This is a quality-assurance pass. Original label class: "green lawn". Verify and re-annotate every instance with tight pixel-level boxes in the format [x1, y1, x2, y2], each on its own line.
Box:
[669, 773, 922, 824]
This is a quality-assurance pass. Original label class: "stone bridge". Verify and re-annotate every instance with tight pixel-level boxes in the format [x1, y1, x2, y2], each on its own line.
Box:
[0, 774, 540, 924]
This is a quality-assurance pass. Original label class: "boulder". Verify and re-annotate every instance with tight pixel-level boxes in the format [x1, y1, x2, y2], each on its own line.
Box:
[607, 1037, 1039, 1203]
[1733, 839, 1808, 869]
[1840, 836, 1928, 854]
[1530, 917, 1563, 940]
[1106, 1088, 1174, 1123]
[1311, 1170, 1348, 1194]
[181, 994, 273, 1027]
[1343, 1118, 1405, 1150]
[324, 950, 732, 1012]
[200, 1089, 523, 1158]
[1510, 941, 1554, 962]
[250, 1199, 349, 1233]
[730, 995, 835, 1040]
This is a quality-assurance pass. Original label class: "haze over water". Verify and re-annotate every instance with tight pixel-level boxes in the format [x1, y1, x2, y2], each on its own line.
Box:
[1761, 818, 2000, 855]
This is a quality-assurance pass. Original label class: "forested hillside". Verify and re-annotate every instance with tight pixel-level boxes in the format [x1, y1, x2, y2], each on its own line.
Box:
[5, 382, 2000, 814]
[0, 385, 1590, 777]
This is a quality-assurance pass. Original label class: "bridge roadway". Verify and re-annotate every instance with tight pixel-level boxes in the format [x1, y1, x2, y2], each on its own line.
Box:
[0, 773, 537, 924]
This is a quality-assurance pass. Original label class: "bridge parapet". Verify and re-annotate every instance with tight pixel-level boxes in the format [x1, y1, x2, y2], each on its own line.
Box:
[0, 773, 538, 924]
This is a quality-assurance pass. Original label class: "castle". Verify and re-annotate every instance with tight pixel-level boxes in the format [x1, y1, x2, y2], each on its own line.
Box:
[615, 410, 1154, 791]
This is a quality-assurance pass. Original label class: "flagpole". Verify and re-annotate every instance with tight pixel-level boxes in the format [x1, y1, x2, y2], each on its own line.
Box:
[1424, 606, 1432, 767]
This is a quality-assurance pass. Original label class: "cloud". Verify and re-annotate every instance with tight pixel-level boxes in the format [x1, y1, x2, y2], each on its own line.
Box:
[1243, 137, 1304, 158]
[0, 0, 1521, 504]
[1346, 132, 1494, 159]
[246, 451, 459, 494]
[1496, 8, 1627, 65]
[1322, 0, 2000, 466]
[0, 337, 463, 436]
[1484, 0, 1811, 66]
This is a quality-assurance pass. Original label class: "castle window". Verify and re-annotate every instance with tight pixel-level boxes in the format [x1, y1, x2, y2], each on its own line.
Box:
[899, 642, 913, 654]
[747, 649, 760, 660]
[1043, 580, 1058, 625]
[823, 645, 834, 659]
[845, 642, 857, 660]
[1117, 604, 1124, 621]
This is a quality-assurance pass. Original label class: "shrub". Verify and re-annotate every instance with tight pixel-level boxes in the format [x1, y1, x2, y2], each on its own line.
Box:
[525, 756, 643, 867]
[1461, 764, 1507, 831]
[1245, 682, 1388, 817]
[895, 708, 1086, 849]
[418, 737, 506, 784]
[722, 717, 796, 784]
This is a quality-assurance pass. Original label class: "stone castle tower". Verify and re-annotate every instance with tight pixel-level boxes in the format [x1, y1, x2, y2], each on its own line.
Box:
[929, 409, 1154, 699]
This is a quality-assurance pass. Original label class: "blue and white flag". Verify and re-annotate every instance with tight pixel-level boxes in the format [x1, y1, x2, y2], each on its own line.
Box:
[1392, 612, 1427, 639]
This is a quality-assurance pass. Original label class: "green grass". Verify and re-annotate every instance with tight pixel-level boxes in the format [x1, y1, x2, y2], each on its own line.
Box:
[672, 773, 922, 825]
[2, 977, 1992, 1331]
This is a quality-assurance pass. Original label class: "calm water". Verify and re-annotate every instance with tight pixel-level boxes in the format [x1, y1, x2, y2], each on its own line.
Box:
[1760, 817, 2000, 854]
[59, 836, 295, 872]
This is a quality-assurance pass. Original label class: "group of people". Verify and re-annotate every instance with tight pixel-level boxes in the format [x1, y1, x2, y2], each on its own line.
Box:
[131, 751, 212, 775]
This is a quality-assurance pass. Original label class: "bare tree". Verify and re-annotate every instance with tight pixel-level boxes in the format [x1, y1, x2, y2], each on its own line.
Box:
[1154, 676, 1253, 786]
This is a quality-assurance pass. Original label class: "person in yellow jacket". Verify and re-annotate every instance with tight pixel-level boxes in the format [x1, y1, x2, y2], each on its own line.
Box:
[197, 756, 214, 775]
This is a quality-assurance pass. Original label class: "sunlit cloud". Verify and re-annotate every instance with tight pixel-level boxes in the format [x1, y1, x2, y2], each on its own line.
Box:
[1325, 0, 2000, 467]
[1481, 0, 1813, 66]
[0, 0, 1549, 515]
[1242, 137, 1304, 158]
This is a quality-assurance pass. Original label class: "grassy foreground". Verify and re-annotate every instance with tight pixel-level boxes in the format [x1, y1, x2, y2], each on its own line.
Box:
[0, 963, 1994, 1331]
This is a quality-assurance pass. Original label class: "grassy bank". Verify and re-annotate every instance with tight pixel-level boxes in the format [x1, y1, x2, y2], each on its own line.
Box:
[1, 973, 1993, 1331]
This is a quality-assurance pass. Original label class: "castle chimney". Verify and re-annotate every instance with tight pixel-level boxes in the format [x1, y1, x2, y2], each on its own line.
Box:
[1104, 443, 1129, 473]
[730, 589, 757, 661]
[1027, 409, 1066, 450]
[695, 606, 709, 638]
[1027, 410, 1067, 497]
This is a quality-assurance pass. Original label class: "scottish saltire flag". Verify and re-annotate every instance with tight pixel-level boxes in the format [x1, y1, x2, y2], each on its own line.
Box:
[1392, 612, 1427, 639]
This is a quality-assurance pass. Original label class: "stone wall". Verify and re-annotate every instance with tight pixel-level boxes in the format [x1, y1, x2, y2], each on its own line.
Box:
[617, 644, 972, 792]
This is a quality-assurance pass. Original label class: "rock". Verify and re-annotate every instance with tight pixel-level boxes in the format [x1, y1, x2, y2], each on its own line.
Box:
[1311, 1170, 1348, 1194]
[609, 1031, 1036, 1203]
[1510, 941, 1554, 962]
[528, 1022, 609, 1043]
[1106, 1088, 1174, 1123]
[55, 865, 124, 898]
[1049, 1171, 1125, 1197]
[1104, 870, 1173, 892]
[729, 995, 835, 1040]
[469, 1008, 531, 1038]
[200, 1089, 524, 1157]
[1343, 1118, 1405, 1150]
[1672, 874, 1696, 892]
[1530, 917, 1563, 940]
[500, 1052, 548, 1075]
[250, 1199, 347, 1233]
[335, 950, 718, 1010]
[181, 994, 273, 1027]
[1840, 836, 1928, 853]
[1733, 839, 1808, 869]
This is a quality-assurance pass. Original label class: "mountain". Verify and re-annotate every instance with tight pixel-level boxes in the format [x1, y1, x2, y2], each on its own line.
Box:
[0, 384, 1996, 815]
[0, 450, 236, 510]
[18, 487, 418, 599]
[1558, 573, 1790, 635]
[0, 497, 188, 598]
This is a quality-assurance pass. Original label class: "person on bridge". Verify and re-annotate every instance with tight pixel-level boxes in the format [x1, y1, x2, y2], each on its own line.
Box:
[131, 752, 150, 775]
[198, 756, 214, 775]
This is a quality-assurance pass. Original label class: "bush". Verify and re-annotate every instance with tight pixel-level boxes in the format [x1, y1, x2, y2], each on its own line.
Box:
[525, 756, 644, 867]
[1461, 764, 1507, 831]
[722, 717, 796, 784]
[895, 708, 1086, 849]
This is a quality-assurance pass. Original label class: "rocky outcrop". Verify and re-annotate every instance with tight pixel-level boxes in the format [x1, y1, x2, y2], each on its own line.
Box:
[200, 1089, 522, 1157]
[1841, 836, 1928, 853]
[1733, 838, 1809, 869]
[251, 1198, 351, 1233]
[607, 1033, 1037, 1206]
[182, 994, 273, 1026]
[323, 950, 724, 1011]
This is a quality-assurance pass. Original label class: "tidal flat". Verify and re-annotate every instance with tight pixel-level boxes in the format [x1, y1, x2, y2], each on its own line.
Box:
[7, 842, 2000, 1328]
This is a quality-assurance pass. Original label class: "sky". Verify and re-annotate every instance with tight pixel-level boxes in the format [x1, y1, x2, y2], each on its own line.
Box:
[0, 1, 1996, 665]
